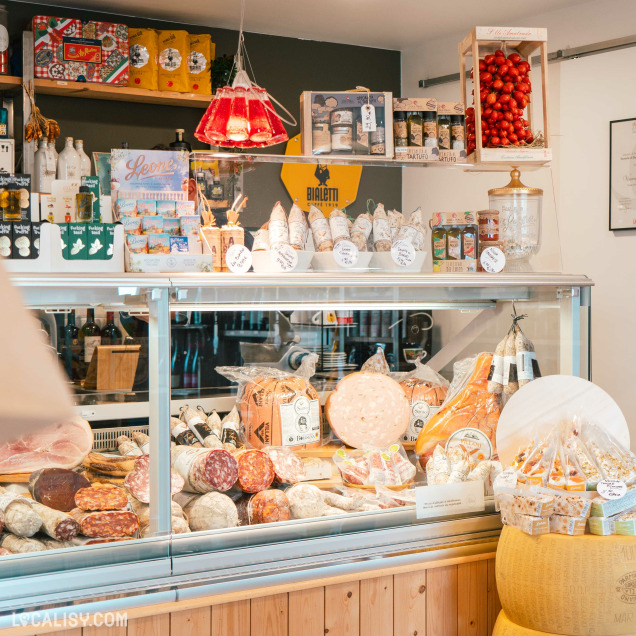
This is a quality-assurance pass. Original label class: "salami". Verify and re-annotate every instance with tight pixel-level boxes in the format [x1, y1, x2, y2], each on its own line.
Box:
[171, 446, 238, 493]
[248, 489, 291, 524]
[117, 435, 143, 457]
[74, 483, 128, 511]
[286, 484, 326, 519]
[235, 449, 275, 493]
[180, 406, 217, 446]
[0, 547, 12, 556]
[0, 534, 46, 553]
[173, 491, 239, 531]
[325, 372, 410, 448]
[0, 488, 42, 537]
[170, 417, 202, 447]
[30, 501, 80, 541]
[124, 455, 184, 504]
[263, 447, 305, 484]
[83, 452, 135, 477]
[70, 509, 139, 538]
[28, 468, 90, 512]
[132, 432, 150, 455]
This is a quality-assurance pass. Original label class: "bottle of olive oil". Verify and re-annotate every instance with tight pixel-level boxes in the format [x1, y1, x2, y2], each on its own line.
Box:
[446, 226, 461, 260]
[407, 111, 423, 147]
[432, 226, 447, 260]
[462, 226, 477, 260]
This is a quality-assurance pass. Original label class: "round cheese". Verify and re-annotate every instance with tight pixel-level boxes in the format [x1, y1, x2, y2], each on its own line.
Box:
[493, 611, 559, 635]
[497, 526, 636, 635]
[325, 372, 410, 448]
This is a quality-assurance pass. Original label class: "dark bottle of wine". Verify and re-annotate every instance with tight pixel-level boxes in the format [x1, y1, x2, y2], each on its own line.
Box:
[188, 333, 200, 390]
[63, 310, 81, 382]
[182, 332, 193, 389]
[101, 311, 122, 345]
[170, 128, 192, 152]
[79, 308, 101, 371]
[171, 335, 183, 389]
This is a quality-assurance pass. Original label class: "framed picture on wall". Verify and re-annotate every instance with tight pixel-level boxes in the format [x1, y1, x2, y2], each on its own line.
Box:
[609, 118, 636, 230]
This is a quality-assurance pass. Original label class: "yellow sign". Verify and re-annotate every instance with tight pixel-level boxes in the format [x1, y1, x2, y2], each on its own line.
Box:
[280, 135, 362, 215]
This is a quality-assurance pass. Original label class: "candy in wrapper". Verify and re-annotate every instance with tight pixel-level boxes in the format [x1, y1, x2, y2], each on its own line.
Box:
[467, 460, 492, 482]
[497, 491, 555, 518]
[501, 510, 550, 535]
[551, 492, 591, 518]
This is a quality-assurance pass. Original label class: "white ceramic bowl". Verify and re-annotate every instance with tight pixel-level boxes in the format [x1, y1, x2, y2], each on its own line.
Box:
[311, 251, 373, 272]
[251, 250, 313, 274]
[370, 251, 426, 273]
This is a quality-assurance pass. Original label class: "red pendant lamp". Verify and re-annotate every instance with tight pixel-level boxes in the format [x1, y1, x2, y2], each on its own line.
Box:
[195, 0, 296, 149]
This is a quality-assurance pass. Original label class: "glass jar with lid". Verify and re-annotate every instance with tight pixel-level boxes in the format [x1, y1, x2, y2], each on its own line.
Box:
[488, 168, 543, 270]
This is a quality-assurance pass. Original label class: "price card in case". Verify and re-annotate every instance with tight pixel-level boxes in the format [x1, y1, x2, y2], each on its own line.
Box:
[225, 244, 252, 274]
[333, 240, 359, 268]
[480, 246, 506, 273]
[270, 243, 298, 272]
[391, 240, 415, 267]
[416, 480, 485, 520]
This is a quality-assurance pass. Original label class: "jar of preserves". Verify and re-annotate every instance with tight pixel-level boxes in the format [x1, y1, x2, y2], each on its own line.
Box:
[477, 210, 499, 241]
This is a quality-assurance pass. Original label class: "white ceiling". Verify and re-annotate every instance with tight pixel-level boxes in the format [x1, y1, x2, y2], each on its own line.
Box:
[19, 0, 589, 50]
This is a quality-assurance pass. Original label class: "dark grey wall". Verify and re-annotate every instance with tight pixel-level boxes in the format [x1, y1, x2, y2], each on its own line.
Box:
[6, 2, 401, 227]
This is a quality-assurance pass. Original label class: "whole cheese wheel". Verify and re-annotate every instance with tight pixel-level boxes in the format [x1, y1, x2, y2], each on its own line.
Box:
[399, 377, 448, 442]
[493, 611, 559, 635]
[497, 526, 636, 635]
[240, 376, 321, 450]
[325, 372, 410, 449]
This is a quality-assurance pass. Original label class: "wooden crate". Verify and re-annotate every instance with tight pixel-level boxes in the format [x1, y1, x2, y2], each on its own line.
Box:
[459, 26, 551, 165]
[83, 344, 141, 391]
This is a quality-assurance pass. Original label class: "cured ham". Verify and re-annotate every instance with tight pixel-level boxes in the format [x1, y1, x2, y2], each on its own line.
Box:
[0, 416, 93, 474]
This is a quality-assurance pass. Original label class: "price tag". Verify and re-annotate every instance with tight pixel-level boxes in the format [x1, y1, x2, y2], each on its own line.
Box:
[333, 240, 359, 268]
[270, 243, 298, 272]
[391, 240, 416, 267]
[480, 246, 506, 273]
[597, 479, 627, 500]
[416, 480, 485, 520]
[494, 467, 518, 490]
[361, 104, 377, 132]
[225, 244, 252, 274]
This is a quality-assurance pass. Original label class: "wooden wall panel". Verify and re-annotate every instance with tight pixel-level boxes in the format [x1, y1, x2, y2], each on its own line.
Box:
[82, 626, 126, 636]
[457, 561, 488, 636]
[171, 607, 211, 636]
[212, 600, 251, 636]
[289, 587, 324, 636]
[427, 566, 458, 636]
[393, 570, 427, 636]
[360, 576, 393, 636]
[324, 581, 360, 636]
[487, 559, 501, 636]
[127, 615, 170, 636]
[251, 593, 288, 636]
[36, 630, 81, 636]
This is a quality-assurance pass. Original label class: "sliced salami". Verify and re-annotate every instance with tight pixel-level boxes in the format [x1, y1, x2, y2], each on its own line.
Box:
[263, 447, 305, 484]
[30, 501, 80, 541]
[171, 446, 238, 493]
[248, 489, 291, 524]
[70, 509, 140, 538]
[235, 449, 275, 493]
[124, 455, 185, 504]
[28, 468, 90, 512]
[74, 483, 128, 511]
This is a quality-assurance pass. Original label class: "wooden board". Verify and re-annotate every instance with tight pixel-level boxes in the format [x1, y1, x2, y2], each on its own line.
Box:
[0, 76, 21, 91]
[289, 587, 324, 636]
[251, 594, 287, 636]
[33, 79, 212, 108]
[427, 565, 458, 636]
[83, 626, 126, 636]
[324, 581, 360, 636]
[212, 600, 250, 636]
[393, 570, 427, 635]
[487, 558, 502, 635]
[171, 607, 211, 636]
[458, 561, 488, 636]
[360, 576, 393, 636]
[127, 615, 170, 636]
[0, 473, 30, 483]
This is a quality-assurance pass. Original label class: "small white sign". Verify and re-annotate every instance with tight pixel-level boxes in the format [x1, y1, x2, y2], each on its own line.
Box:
[597, 479, 628, 500]
[416, 480, 485, 520]
[391, 240, 416, 267]
[225, 244, 252, 273]
[361, 104, 377, 132]
[480, 246, 506, 273]
[333, 240, 359, 268]
[270, 243, 298, 272]
[494, 467, 518, 490]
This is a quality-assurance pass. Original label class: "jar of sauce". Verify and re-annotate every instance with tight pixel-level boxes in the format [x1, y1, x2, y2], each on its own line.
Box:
[478, 209, 499, 242]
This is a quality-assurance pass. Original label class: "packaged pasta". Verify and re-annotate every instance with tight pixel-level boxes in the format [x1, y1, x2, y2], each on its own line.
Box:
[157, 30, 190, 92]
[128, 28, 158, 90]
[308, 205, 333, 252]
[188, 34, 213, 94]
[288, 203, 309, 250]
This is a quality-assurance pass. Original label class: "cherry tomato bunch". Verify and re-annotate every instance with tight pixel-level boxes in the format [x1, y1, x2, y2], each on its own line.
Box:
[465, 50, 534, 153]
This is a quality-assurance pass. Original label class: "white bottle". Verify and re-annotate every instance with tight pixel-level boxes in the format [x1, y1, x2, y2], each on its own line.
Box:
[57, 137, 81, 180]
[75, 139, 91, 177]
[34, 139, 56, 194]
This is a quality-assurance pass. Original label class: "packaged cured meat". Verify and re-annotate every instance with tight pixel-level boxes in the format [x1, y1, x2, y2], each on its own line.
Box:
[80, 468, 126, 487]
[235, 449, 275, 493]
[350, 213, 372, 251]
[124, 455, 184, 504]
[321, 490, 364, 511]
[170, 417, 202, 447]
[117, 435, 143, 457]
[30, 501, 80, 541]
[487, 332, 508, 394]
[252, 226, 270, 252]
[83, 452, 136, 477]
[414, 353, 500, 467]
[328, 208, 350, 246]
[286, 484, 326, 519]
[268, 202, 290, 249]
[326, 372, 410, 449]
[289, 203, 309, 250]
[132, 432, 150, 455]
[0, 534, 46, 553]
[0, 416, 93, 474]
[333, 444, 416, 487]
[515, 327, 541, 387]
[388, 209, 404, 241]
[262, 447, 305, 484]
[396, 358, 449, 443]
[180, 405, 217, 446]
[426, 445, 451, 485]
[248, 489, 291, 524]
[308, 205, 333, 252]
[218, 362, 321, 451]
[28, 468, 90, 512]
[503, 326, 519, 395]
[361, 347, 391, 374]
[220, 407, 242, 450]
[201, 408, 223, 439]
[70, 509, 140, 538]
[372, 203, 391, 251]
[74, 483, 129, 511]
[170, 446, 238, 493]
[173, 491, 239, 531]
[0, 488, 42, 537]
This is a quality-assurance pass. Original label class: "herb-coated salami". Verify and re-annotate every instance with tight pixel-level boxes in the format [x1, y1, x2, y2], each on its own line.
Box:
[70, 509, 139, 538]
[248, 489, 291, 524]
[28, 468, 90, 512]
[74, 483, 128, 511]
[235, 449, 275, 493]
[263, 447, 305, 484]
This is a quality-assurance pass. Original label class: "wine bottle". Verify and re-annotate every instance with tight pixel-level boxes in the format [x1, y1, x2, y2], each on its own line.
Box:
[183, 332, 192, 389]
[79, 308, 101, 370]
[189, 333, 200, 390]
[63, 310, 80, 381]
[101, 312, 122, 345]
[171, 336, 183, 389]
[169, 128, 192, 152]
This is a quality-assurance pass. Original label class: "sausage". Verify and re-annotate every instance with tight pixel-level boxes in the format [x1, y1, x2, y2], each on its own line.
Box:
[0, 547, 11, 556]
[503, 326, 519, 395]
[80, 468, 126, 486]
[220, 406, 241, 448]
[268, 201, 289, 248]
[0, 488, 42, 537]
[180, 405, 216, 446]
[350, 212, 372, 251]
[170, 417, 202, 447]
[289, 203, 309, 250]
[388, 209, 404, 241]
[308, 205, 333, 252]
[328, 208, 350, 246]
[30, 501, 80, 541]
[515, 327, 541, 387]
[0, 534, 46, 553]
[132, 432, 150, 455]
[74, 483, 129, 511]
[171, 446, 238, 493]
[70, 509, 139, 538]
[173, 491, 239, 531]
[28, 468, 90, 512]
[321, 491, 363, 511]
[286, 484, 326, 519]
[372, 203, 391, 251]
[117, 435, 143, 457]
[248, 489, 291, 524]
[487, 332, 508, 394]
[263, 447, 305, 484]
[235, 449, 275, 493]
[124, 455, 184, 504]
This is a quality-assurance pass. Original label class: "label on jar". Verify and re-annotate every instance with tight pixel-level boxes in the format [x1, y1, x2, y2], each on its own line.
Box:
[370, 127, 385, 154]
[329, 215, 350, 243]
[439, 127, 451, 150]
[355, 121, 369, 148]
[433, 236, 446, 259]
[409, 122, 423, 147]
[330, 109, 353, 125]
[331, 127, 353, 151]
[312, 123, 331, 153]
[447, 235, 460, 260]
[424, 121, 437, 146]
[279, 397, 320, 447]
[393, 121, 407, 142]
[451, 124, 464, 141]
[463, 235, 476, 260]
[159, 48, 181, 71]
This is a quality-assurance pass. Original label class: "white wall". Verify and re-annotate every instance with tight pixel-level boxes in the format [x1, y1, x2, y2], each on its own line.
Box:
[401, 0, 636, 434]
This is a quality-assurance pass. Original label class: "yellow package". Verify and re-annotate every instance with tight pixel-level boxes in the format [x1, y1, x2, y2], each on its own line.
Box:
[157, 30, 190, 92]
[188, 34, 214, 94]
[128, 28, 158, 90]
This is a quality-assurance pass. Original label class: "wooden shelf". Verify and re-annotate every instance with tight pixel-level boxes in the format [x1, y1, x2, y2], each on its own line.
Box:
[33, 79, 212, 108]
[0, 76, 22, 91]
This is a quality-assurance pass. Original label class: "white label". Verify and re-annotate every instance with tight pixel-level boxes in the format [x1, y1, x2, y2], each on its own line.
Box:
[310, 216, 331, 246]
[446, 428, 493, 463]
[352, 216, 372, 239]
[373, 218, 391, 243]
[226, 244, 252, 273]
[0, 25, 8, 52]
[84, 336, 100, 363]
[288, 221, 307, 248]
[279, 397, 320, 447]
[403, 401, 440, 442]
[268, 219, 289, 247]
[187, 50, 208, 74]
[494, 467, 518, 490]
[516, 351, 537, 381]
[129, 44, 149, 68]
[391, 240, 416, 267]
[333, 240, 359, 268]
[329, 215, 350, 243]
[502, 355, 516, 386]
[480, 246, 506, 273]
[361, 104, 377, 132]
[122, 445, 144, 457]
[173, 447, 204, 481]
[270, 243, 298, 272]
[416, 480, 485, 519]
[159, 48, 182, 71]
[597, 479, 628, 500]
[489, 355, 505, 385]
